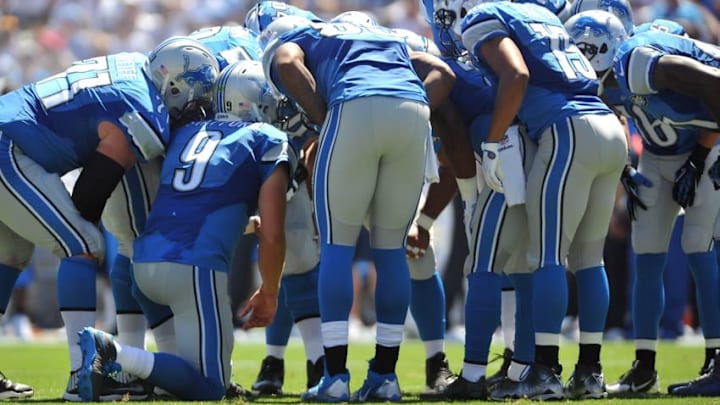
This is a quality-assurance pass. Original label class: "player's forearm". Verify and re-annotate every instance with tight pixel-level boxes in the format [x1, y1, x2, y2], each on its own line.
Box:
[431, 100, 476, 179]
[275, 57, 326, 126]
[655, 55, 720, 124]
[697, 131, 720, 150]
[421, 152, 458, 219]
[257, 237, 285, 295]
[411, 52, 456, 111]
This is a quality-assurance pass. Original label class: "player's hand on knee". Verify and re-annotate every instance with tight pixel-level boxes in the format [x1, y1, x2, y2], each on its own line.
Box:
[620, 165, 653, 220]
[481, 141, 504, 193]
[673, 158, 703, 209]
[406, 223, 430, 259]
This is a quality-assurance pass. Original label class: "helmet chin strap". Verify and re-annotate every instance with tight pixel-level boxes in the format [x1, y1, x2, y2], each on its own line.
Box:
[597, 68, 612, 96]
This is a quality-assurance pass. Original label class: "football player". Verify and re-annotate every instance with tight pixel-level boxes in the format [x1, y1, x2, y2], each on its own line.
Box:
[77, 59, 292, 401]
[262, 16, 455, 402]
[566, 10, 720, 396]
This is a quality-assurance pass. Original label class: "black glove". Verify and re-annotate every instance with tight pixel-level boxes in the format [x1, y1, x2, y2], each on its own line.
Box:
[708, 155, 720, 190]
[620, 165, 653, 221]
[673, 145, 710, 209]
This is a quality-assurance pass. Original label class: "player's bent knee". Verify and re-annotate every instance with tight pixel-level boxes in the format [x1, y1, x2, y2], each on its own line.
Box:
[567, 239, 605, 273]
[370, 227, 406, 250]
[682, 224, 714, 254]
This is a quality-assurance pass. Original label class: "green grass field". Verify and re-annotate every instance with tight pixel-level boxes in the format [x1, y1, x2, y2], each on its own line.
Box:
[3, 340, 720, 404]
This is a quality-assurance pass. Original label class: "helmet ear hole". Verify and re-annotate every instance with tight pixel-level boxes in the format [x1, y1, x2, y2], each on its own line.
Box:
[600, 43, 608, 54]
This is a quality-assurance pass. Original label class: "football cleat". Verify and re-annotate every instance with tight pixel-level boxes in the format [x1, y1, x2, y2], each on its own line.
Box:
[77, 327, 121, 402]
[486, 348, 513, 388]
[419, 351, 455, 399]
[607, 360, 659, 396]
[351, 367, 401, 402]
[306, 356, 325, 390]
[490, 363, 564, 400]
[251, 356, 284, 395]
[0, 371, 33, 400]
[225, 381, 252, 399]
[439, 374, 488, 400]
[668, 355, 716, 393]
[301, 371, 351, 402]
[565, 363, 607, 399]
[668, 355, 720, 397]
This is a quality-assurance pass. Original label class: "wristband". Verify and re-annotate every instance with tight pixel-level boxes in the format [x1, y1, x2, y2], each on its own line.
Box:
[456, 176, 478, 202]
[416, 213, 435, 231]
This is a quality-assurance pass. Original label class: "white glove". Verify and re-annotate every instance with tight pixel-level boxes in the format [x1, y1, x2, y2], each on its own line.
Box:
[481, 141, 504, 193]
[462, 198, 477, 245]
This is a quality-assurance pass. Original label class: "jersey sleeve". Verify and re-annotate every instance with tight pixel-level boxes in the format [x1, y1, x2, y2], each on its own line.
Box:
[257, 125, 295, 184]
[460, 14, 508, 59]
[622, 46, 664, 95]
[118, 110, 169, 162]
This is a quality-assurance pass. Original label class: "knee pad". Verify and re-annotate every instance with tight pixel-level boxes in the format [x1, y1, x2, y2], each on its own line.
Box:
[0, 241, 34, 270]
[682, 223, 714, 254]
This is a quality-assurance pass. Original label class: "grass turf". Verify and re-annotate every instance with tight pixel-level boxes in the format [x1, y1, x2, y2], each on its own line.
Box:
[2, 339, 720, 403]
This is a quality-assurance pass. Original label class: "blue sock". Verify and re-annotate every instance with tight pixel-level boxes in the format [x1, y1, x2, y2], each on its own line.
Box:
[266, 280, 293, 346]
[148, 353, 225, 400]
[110, 255, 142, 314]
[575, 266, 609, 333]
[284, 266, 320, 321]
[129, 265, 173, 328]
[410, 272, 446, 341]
[57, 257, 97, 309]
[687, 251, 720, 339]
[633, 253, 667, 340]
[318, 244, 355, 322]
[0, 265, 20, 314]
[464, 272, 501, 364]
[372, 248, 410, 325]
[508, 273, 535, 364]
[533, 265, 567, 334]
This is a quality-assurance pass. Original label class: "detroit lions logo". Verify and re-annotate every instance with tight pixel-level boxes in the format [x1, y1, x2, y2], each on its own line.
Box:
[178, 56, 216, 92]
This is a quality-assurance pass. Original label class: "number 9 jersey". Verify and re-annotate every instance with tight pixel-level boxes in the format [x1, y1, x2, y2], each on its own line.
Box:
[0, 52, 169, 175]
[460, 2, 611, 139]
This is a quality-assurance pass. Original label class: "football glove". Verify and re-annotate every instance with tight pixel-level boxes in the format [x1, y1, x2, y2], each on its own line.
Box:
[481, 141, 504, 193]
[673, 145, 709, 209]
[708, 155, 720, 190]
[620, 165, 652, 221]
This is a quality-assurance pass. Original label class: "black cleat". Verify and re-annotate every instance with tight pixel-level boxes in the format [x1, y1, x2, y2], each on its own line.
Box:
[565, 363, 607, 399]
[486, 348, 513, 388]
[77, 327, 121, 402]
[306, 356, 325, 390]
[0, 371, 33, 400]
[251, 356, 284, 395]
[669, 355, 720, 397]
[226, 381, 253, 399]
[439, 375, 487, 400]
[607, 360, 659, 396]
[490, 363, 564, 401]
[668, 355, 716, 394]
[419, 352, 455, 399]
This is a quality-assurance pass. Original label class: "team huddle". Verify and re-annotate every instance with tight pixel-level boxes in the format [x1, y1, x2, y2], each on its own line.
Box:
[0, 0, 720, 401]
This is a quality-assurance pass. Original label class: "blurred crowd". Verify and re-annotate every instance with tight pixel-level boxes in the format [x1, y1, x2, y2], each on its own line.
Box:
[2, 0, 720, 343]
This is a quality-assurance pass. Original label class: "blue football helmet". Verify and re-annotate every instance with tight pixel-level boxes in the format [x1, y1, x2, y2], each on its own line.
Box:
[330, 10, 379, 26]
[432, 0, 484, 56]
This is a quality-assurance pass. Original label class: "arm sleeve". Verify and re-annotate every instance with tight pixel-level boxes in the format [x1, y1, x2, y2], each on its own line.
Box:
[461, 17, 509, 62]
[626, 46, 664, 95]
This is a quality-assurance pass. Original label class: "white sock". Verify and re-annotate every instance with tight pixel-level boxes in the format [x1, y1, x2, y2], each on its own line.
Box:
[296, 317, 323, 363]
[115, 341, 155, 379]
[507, 361, 531, 382]
[461, 363, 486, 382]
[267, 345, 286, 359]
[152, 318, 176, 354]
[322, 321, 348, 347]
[424, 339, 445, 359]
[61, 311, 96, 370]
[376, 323, 404, 347]
[116, 314, 147, 349]
[501, 290, 516, 351]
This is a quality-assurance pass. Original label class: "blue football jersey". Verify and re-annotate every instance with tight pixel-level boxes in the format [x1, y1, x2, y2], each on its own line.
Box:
[245, 1, 324, 35]
[515, 0, 572, 21]
[0, 52, 169, 175]
[461, 2, 611, 140]
[604, 86, 702, 155]
[189, 26, 263, 69]
[633, 19, 686, 36]
[613, 30, 720, 134]
[133, 119, 292, 272]
[265, 23, 429, 108]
